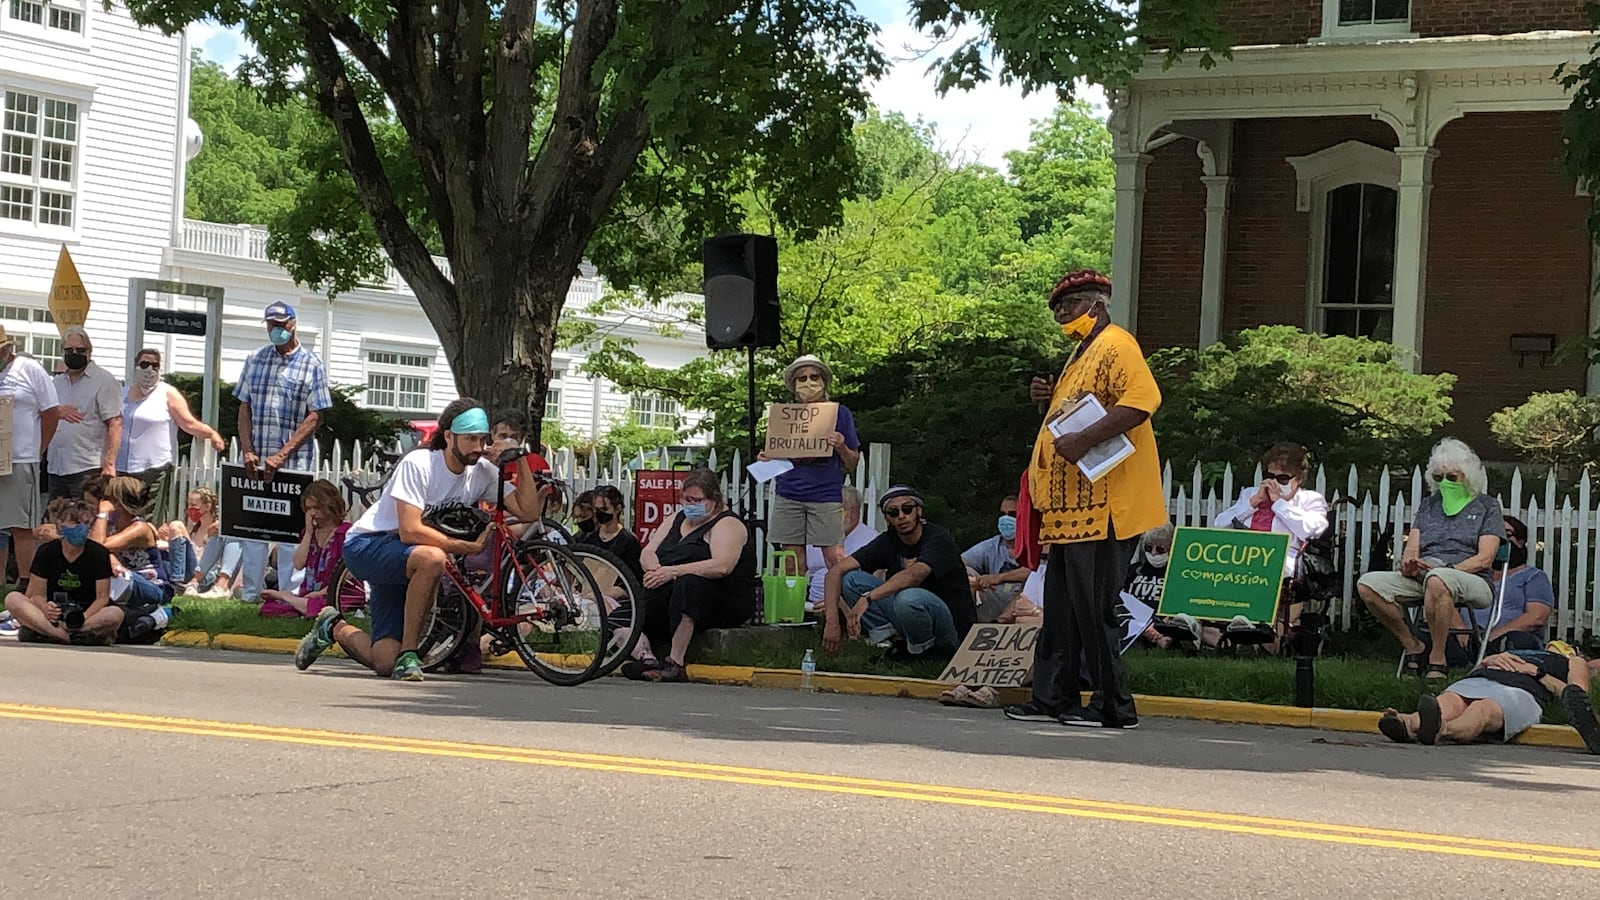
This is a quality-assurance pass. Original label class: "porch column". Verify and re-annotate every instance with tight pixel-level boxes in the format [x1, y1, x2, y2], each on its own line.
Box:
[1198, 175, 1234, 347]
[1391, 146, 1437, 372]
[1110, 152, 1152, 332]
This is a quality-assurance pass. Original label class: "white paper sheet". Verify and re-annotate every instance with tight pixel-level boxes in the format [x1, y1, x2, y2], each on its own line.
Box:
[1119, 590, 1156, 653]
[747, 458, 795, 484]
[1047, 393, 1137, 482]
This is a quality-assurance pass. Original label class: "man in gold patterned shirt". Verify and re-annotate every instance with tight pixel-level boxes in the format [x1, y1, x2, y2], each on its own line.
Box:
[1004, 269, 1167, 729]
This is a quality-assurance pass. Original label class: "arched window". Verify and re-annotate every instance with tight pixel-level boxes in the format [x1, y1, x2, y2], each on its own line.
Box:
[1319, 183, 1397, 339]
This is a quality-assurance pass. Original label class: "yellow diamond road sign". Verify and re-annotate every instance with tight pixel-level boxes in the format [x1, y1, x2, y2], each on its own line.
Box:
[48, 244, 90, 333]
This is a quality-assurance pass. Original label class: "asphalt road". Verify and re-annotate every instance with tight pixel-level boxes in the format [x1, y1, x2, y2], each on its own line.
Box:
[3, 643, 1599, 899]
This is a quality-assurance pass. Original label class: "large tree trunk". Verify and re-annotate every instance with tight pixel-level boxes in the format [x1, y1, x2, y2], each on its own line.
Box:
[442, 254, 570, 439]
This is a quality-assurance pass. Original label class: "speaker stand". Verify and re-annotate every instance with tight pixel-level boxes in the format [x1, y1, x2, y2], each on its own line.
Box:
[743, 344, 758, 520]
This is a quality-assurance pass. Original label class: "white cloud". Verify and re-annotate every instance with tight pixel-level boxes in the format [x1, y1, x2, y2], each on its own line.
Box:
[867, 16, 1107, 172]
[187, 21, 247, 72]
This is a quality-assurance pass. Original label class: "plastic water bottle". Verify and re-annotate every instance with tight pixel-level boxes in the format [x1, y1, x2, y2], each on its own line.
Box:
[800, 649, 816, 691]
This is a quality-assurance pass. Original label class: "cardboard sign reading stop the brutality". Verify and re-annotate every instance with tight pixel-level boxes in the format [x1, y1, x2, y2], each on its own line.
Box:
[764, 402, 839, 459]
[633, 468, 690, 546]
[938, 623, 1039, 688]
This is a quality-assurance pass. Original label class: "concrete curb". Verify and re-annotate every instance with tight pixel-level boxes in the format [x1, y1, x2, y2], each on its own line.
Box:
[158, 630, 1588, 751]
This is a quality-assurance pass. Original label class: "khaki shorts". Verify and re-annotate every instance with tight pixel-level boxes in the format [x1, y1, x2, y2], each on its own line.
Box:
[0, 463, 41, 530]
[1358, 568, 1494, 610]
[769, 494, 844, 547]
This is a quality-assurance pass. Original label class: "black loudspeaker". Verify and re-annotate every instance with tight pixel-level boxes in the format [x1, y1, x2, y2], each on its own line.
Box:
[703, 233, 780, 350]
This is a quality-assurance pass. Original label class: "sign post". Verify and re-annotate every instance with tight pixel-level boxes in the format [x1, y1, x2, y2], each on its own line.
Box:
[764, 402, 839, 459]
[1157, 526, 1292, 624]
[632, 469, 690, 546]
[218, 462, 311, 543]
[127, 278, 225, 428]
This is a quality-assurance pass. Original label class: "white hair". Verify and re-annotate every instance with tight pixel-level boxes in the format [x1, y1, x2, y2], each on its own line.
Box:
[1143, 522, 1175, 545]
[1426, 438, 1488, 495]
[62, 326, 91, 352]
[841, 485, 863, 514]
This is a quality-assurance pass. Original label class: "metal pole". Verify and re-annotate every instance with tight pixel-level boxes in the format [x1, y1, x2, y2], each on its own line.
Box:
[745, 344, 757, 519]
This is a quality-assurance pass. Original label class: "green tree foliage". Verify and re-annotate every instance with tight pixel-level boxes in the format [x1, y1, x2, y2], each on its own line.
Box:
[580, 103, 1112, 461]
[841, 335, 1060, 544]
[184, 57, 317, 225]
[1150, 326, 1456, 482]
[166, 374, 406, 456]
[1489, 391, 1600, 472]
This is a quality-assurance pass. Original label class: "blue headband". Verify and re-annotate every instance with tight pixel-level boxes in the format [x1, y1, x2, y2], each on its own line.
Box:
[449, 407, 490, 435]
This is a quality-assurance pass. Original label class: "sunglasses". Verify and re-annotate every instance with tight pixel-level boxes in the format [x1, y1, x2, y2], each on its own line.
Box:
[1267, 472, 1295, 485]
[1434, 472, 1460, 482]
[883, 503, 919, 519]
[135, 361, 160, 370]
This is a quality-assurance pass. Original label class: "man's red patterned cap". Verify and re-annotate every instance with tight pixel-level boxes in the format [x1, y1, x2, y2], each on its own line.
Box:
[1049, 269, 1112, 306]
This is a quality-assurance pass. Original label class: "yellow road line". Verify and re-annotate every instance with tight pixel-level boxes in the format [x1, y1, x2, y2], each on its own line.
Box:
[2, 700, 1594, 868]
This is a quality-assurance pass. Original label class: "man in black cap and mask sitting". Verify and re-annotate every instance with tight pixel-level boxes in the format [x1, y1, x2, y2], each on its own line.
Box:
[819, 485, 976, 660]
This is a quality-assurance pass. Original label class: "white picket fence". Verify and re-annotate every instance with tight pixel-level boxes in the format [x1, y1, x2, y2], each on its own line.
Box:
[161, 438, 895, 572]
[1166, 461, 1600, 641]
[162, 441, 1600, 640]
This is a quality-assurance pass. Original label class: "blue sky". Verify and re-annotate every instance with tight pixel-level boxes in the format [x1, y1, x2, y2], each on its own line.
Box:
[188, 1, 1098, 169]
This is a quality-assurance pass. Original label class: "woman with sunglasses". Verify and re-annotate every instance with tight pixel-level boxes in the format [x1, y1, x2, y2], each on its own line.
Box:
[1214, 443, 1330, 652]
[116, 348, 227, 496]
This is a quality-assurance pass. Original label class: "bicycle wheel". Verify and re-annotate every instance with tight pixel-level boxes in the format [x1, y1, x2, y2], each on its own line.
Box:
[494, 540, 609, 686]
[327, 560, 469, 673]
[562, 543, 645, 677]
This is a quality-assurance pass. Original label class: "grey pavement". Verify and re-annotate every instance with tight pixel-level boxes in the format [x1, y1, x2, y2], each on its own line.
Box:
[2, 643, 1598, 898]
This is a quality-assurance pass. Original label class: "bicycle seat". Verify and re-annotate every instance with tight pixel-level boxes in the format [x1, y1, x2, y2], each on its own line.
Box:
[372, 447, 403, 465]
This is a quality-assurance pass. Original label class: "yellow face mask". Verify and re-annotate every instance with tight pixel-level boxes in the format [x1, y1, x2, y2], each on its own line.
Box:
[1061, 311, 1096, 340]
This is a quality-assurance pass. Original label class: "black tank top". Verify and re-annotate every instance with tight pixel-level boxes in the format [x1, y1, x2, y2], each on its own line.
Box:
[658, 510, 756, 588]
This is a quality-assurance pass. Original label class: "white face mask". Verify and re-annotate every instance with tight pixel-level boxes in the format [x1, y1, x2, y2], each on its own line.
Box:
[1145, 550, 1170, 568]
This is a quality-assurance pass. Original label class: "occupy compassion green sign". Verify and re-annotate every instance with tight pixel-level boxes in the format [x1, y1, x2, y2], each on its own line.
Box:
[1157, 526, 1291, 624]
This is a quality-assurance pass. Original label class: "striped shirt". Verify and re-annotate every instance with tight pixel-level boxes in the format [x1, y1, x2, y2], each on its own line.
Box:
[233, 344, 332, 472]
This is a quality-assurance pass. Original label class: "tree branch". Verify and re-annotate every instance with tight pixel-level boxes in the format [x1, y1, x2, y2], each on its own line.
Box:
[487, 0, 537, 213]
[303, 22, 461, 361]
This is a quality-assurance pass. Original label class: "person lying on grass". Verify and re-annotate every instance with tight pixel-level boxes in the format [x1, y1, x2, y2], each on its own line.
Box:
[1378, 643, 1600, 751]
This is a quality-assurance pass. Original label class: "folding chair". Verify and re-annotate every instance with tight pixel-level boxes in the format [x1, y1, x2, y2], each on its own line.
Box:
[1395, 543, 1510, 675]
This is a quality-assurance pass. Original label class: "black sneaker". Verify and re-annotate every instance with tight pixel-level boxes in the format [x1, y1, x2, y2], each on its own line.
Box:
[1561, 685, 1600, 755]
[1104, 716, 1140, 730]
[1059, 710, 1105, 728]
[1004, 701, 1058, 722]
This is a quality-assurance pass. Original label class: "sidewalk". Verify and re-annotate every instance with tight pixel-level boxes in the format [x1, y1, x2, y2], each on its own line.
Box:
[157, 630, 1590, 751]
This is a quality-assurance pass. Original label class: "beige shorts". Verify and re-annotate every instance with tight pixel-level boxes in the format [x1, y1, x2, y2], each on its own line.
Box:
[768, 494, 844, 547]
[1358, 568, 1494, 610]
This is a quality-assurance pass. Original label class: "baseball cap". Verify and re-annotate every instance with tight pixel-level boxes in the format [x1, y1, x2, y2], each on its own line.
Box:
[263, 301, 297, 322]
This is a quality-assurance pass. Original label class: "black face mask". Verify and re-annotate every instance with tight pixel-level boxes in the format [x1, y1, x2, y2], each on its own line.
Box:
[63, 351, 88, 371]
[593, 510, 616, 525]
[576, 518, 598, 533]
[1508, 543, 1528, 568]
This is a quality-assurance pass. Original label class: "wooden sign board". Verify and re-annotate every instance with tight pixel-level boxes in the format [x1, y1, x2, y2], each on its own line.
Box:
[937, 623, 1038, 688]
[764, 402, 839, 459]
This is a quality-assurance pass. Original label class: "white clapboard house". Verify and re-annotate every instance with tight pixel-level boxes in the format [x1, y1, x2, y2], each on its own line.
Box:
[0, 3, 708, 443]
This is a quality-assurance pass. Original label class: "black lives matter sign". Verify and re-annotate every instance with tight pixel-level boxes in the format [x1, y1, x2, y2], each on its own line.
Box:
[219, 462, 311, 543]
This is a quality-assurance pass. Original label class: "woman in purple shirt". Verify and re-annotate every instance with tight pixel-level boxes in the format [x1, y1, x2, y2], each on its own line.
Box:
[762, 355, 861, 578]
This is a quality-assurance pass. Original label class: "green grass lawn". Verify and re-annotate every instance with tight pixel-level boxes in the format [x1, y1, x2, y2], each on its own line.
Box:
[12, 592, 1593, 722]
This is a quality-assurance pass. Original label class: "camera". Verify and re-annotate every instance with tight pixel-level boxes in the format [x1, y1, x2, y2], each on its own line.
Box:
[55, 591, 86, 632]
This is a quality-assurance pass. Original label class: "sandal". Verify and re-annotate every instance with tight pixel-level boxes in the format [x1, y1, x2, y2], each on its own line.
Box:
[1401, 651, 1427, 676]
[1378, 711, 1414, 744]
[1416, 693, 1442, 745]
[1424, 662, 1450, 681]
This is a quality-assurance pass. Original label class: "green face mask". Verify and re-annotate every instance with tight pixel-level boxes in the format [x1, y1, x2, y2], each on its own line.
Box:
[1438, 479, 1473, 516]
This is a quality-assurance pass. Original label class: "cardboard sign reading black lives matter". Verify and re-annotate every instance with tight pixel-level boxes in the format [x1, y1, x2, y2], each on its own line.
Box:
[938, 623, 1039, 688]
[764, 402, 839, 459]
[219, 463, 311, 543]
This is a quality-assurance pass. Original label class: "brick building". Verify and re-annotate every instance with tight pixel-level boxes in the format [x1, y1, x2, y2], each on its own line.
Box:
[1111, 1, 1596, 449]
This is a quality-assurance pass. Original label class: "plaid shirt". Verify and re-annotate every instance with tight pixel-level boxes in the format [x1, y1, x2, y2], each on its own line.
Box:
[233, 344, 333, 472]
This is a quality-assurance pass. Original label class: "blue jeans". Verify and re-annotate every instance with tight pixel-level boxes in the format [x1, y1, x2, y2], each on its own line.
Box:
[165, 536, 197, 584]
[841, 570, 959, 656]
[196, 537, 244, 586]
[240, 539, 303, 602]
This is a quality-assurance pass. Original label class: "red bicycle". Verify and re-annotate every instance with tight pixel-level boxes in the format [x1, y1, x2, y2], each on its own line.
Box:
[330, 449, 641, 686]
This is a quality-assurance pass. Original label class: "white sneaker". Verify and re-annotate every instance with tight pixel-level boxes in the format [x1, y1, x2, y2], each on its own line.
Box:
[1171, 613, 1203, 643]
[196, 585, 233, 599]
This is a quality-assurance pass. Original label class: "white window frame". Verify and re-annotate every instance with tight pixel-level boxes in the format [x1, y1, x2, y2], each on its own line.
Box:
[0, 301, 59, 369]
[363, 346, 434, 414]
[630, 393, 680, 430]
[0, 83, 83, 237]
[544, 368, 563, 423]
[1317, 0, 1415, 42]
[1287, 141, 1401, 340]
[1, 0, 90, 44]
